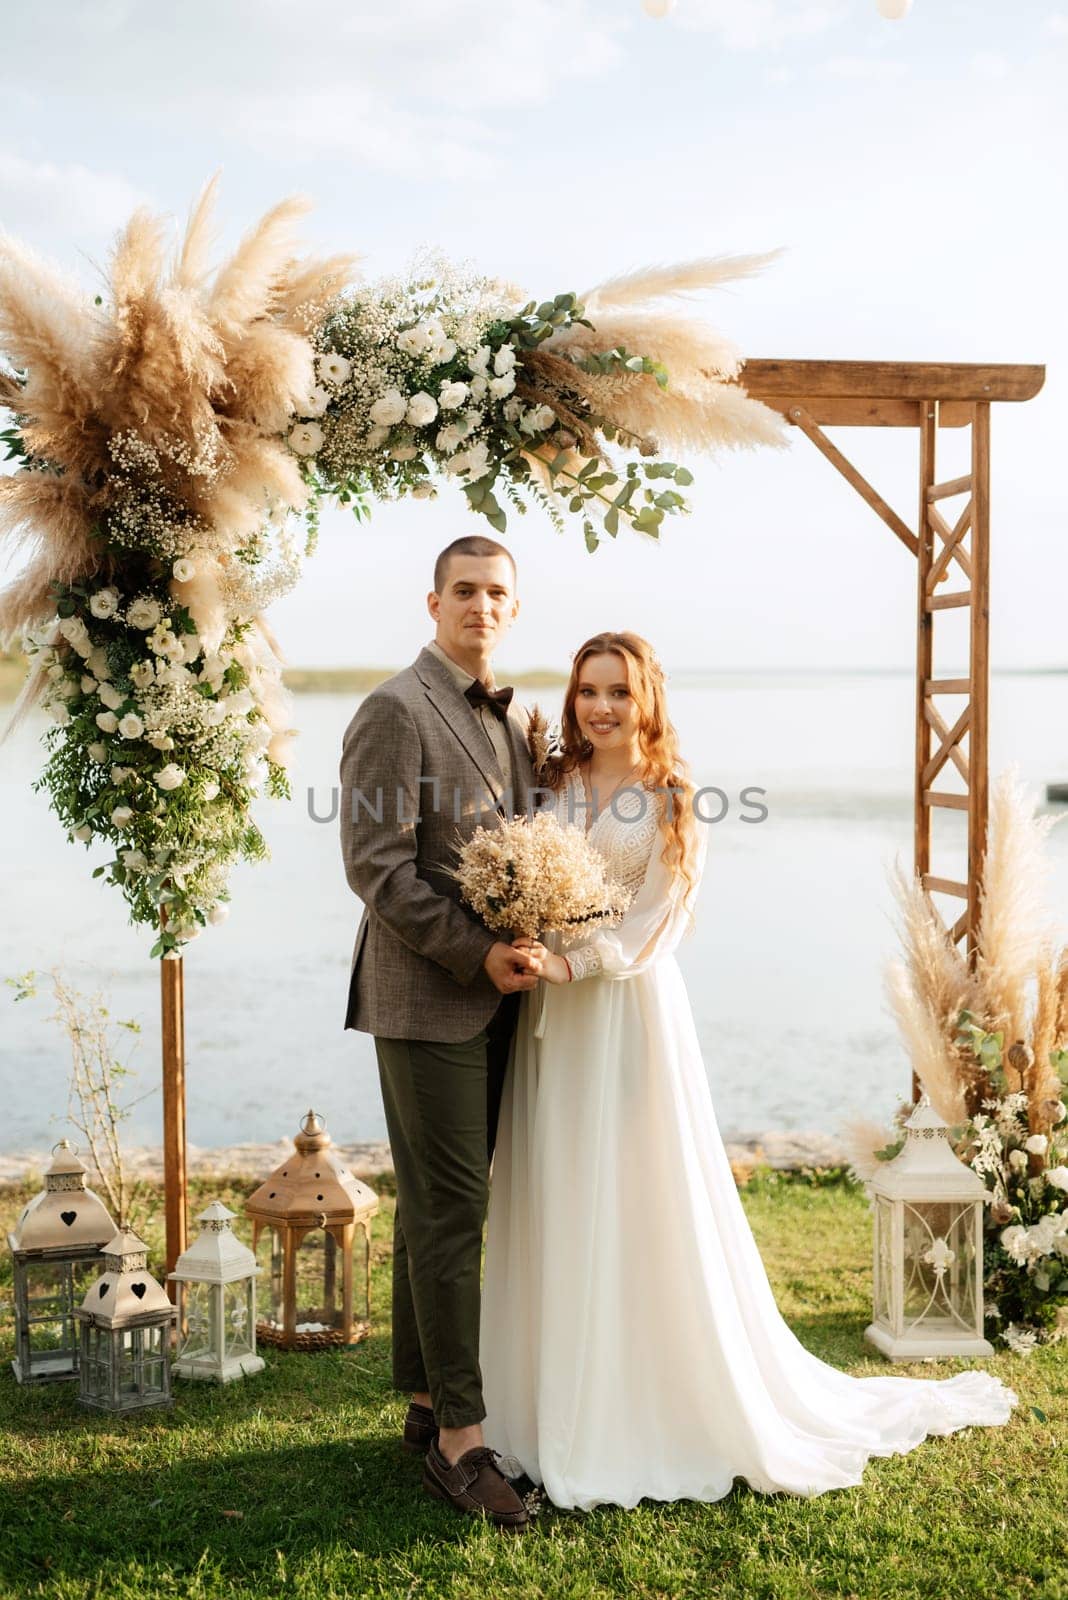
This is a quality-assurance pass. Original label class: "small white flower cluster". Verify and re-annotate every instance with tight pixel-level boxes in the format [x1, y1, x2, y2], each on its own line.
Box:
[286, 257, 566, 514]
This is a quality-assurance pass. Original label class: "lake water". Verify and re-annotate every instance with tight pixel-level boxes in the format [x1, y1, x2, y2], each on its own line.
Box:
[2, 672, 1066, 1157]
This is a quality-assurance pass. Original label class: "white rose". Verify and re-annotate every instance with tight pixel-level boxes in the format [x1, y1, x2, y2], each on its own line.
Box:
[96, 711, 119, 734]
[172, 558, 196, 584]
[147, 625, 178, 658]
[47, 662, 65, 682]
[87, 742, 107, 763]
[208, 902, 230, 926]
[1054, 1102, 1068, 1125]
[89, 587, 120, 619]
[302, 386, 331, 419]
[411, 482, 437, 500]
[203, 779, 220, 802]
[56, 676, 80, 701]
[146, 731, 175, 751]
[396, 323, 430, 357]
[127, 597, 162, 631]
[390, 445, 420, 462]
[87, 647, 110, 680]
[287, 421, 324, 457]
[527, 403, 556, 433]
[462, 440, 490, 478]
[439, 380, 469, 410]
[316, 351, 352, 387]
[502, 396, 522, 423]
[81, 675, 98, 694]
[1045, 1166, 1068, 1192]
[121, 849, 148, 873]
[130, 660, 155, 690]
[369, 389, 408, 427]
[155, 764, 186, 792]
[50, 703, 71, 726]
[406, 391, 439, 428]
[225, 687, 255, 717]
[245, 757, 268, 789]
[118, 713, 144, 740]
[98, 681, 125, 711]
[468, 375, 488, 401]
[59, 618, 93, 658]
[1025, 1133, 1049, 1156]
[1009, 1149, 1029, 1172]
[111, 766, 130, 784]
[179, 633, 201, 665]
[489, 372, 515, 400]
[110, 805, 133, 828]
[493, 345, 517, 375]
[73, 824, 92, 842]
[435, 423, 463, 455]
[468, 345, 491, 376]
[428, 338, 457, 366]
[204, 701, 227, 727]
[422, 320, 445, 345]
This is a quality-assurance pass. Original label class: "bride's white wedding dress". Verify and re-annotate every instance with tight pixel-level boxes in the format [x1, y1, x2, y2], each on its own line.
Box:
[480, 773, 1016, 1511]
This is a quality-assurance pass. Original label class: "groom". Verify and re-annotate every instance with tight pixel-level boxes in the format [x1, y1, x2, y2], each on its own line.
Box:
[340, 535, 540, 1531]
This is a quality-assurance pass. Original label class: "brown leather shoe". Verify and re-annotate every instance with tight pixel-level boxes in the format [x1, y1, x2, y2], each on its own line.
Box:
[422, 1442, 529, 1531]
[402, 1400, 438, 1454]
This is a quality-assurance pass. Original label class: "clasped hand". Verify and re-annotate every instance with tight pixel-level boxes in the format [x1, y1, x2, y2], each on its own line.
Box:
[483, 938, 572, 994]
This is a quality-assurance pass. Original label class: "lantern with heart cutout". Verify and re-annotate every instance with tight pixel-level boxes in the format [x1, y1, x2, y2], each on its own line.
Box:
[7, 1140, 117, 1384]
[75, 1226, 176, 1412]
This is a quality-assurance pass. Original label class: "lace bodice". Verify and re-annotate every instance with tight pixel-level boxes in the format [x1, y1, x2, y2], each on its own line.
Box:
[553, 771, 664, 981]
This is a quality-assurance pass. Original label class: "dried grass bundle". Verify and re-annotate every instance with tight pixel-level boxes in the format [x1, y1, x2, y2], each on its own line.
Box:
[976, 767, 1060, 1043]
[453, 811, 629, 941]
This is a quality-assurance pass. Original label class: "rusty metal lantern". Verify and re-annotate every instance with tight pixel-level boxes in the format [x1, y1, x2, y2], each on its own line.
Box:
[75, 1227, 176, 1412]
[7, 1140, 117, 1384]
[245, 1110, 378, 1352]
[168, 1202, 265, 1383]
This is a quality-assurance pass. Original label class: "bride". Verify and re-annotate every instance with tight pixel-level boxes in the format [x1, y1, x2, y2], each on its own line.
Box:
[480, 629, 1016, 1511]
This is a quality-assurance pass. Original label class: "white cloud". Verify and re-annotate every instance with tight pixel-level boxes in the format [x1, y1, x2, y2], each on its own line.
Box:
[969, 50, 1010, 81]
[680, 0, 843, 49]
[823, 54, 908, 80]
[1047, 12, 1068, 36]
[0, 154, 143, 240]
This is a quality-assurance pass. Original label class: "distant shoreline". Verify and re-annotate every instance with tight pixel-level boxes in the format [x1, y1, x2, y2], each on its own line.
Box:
[2, 655, 1065, 704]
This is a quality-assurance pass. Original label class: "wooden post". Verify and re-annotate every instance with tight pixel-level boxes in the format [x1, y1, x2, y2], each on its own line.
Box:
[160, 954, 188, 1281]
[967, 403, 991, 965]
[912, 403, 937, 1103]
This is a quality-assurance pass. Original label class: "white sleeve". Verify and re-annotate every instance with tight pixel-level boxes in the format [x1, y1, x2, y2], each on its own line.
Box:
[565, 824, 707, 982]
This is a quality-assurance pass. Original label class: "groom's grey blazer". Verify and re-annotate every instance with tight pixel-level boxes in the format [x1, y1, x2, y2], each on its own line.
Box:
[340, 646, 538, 1042]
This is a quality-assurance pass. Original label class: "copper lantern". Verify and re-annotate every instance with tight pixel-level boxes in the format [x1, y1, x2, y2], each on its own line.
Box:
[8, 1141, 117, 1384]
[245, 1110, 378, 1351]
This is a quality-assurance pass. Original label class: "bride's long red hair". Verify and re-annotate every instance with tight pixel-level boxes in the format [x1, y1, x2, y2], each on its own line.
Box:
[554, 631, 698, 911]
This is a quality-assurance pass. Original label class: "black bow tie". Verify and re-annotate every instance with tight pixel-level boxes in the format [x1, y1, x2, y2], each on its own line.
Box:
[465, 680, 514, 721]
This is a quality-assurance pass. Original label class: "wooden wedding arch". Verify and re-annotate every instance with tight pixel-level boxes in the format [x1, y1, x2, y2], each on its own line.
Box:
[159, 356, 1046, 1274]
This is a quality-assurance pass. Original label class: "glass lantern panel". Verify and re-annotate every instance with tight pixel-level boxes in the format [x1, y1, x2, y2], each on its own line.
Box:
[873, 1196, 895, 1328]
[177, 1282, 216, 1364]
[117, 1326, 165, 1398]
[223, 1279, 254, 1357]
[256, 1227, 287, 1337]
[294, 1229, 345, 1335]
[22, 1260, 79, 1375]
[902, 1201, 978, 1333]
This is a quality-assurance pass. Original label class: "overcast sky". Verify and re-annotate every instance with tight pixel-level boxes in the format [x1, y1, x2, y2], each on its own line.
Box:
[1, 0, 1064, 672]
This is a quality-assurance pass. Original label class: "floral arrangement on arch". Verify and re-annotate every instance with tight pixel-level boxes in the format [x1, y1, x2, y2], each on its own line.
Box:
[0, 181, 781, 957]
[849, 770, 1068, 1351]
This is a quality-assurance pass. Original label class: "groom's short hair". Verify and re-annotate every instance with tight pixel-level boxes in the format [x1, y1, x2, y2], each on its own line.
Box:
[433, 537, 516, 595]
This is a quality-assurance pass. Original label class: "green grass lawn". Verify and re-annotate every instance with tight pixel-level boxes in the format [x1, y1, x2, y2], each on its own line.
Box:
[1, 1171, 1065, 1600]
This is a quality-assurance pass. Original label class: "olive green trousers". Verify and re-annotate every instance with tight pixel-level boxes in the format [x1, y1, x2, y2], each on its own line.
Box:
[374, 995, 517, 1428]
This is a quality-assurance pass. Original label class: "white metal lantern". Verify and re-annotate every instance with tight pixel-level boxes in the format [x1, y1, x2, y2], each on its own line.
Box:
[75, 1228, 176, 1412]
[168, 1201, 265, 1383]
[865, 1096, 993, 1360]
[7, 1141, 117, 1384]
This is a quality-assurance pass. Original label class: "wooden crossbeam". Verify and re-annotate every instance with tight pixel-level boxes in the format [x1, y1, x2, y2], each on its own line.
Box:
[925, 789, 970, 810]
[923, 874, 970, 898]
[927, 590, 972, 610]
[926, 678, 970, 693]
[927, 474, 973, 502]
[786, 406, 919, 555]
[951, 911, 969, 945]
[741, 359, 1045, 404]
[923, 702, 970, 784]
[927, 502, 972, 588]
